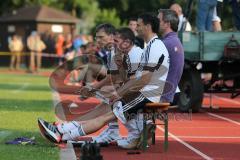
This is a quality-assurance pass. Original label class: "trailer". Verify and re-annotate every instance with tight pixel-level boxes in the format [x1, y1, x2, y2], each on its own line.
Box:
[178, 31, 240, 112]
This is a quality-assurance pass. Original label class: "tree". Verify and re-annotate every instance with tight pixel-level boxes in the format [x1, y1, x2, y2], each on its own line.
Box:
[53, 0, 121, 34]
[95, 8, 121, 27]
[98, 0, 170, 22]
[0, 0, 235, 31]
[0, 0, 59, 15]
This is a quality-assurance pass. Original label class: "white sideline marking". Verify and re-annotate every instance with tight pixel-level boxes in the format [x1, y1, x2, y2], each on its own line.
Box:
[60, 142, 77, 160]
[171, 127, 237, 129]
[78, 135, 240, 140]
[51, 91, 77, 160]
[12, 83, 29, 93]
[157, 126, 213, 160]
[155, 135, 240, 139]
[207, 112, 240, 126]
[52, 91, 66, 122]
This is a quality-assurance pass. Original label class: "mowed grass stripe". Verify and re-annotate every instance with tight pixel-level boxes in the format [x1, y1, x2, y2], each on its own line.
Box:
[0, 72, 59, 160]
[11, 83, 29, 93]
[0, 131, 12, 141]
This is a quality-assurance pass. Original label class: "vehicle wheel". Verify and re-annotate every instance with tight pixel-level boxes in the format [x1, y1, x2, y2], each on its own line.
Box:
[178, 69, 204, 112]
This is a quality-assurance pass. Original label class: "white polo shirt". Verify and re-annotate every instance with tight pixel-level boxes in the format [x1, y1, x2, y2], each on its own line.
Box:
[126, 45, 143, 74]
[136, 36, 170, 103]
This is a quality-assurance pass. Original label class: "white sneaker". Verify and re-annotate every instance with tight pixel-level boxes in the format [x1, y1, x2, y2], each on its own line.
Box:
[117, 136, 140, 149]
[92, 127, 120, 144]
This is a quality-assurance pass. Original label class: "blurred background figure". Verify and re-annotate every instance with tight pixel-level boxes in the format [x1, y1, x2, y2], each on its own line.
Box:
[35, 34, 46, 72]
[128, 17, 144, 48]
[73, 35, 84, 55]
[27, 31, 46, 72]
[212, 0, 223, 32]
[196, 0, 217, 32]
[63, 34, 73, 55]
[8, 34, 23, 70]
[55, 34, 65, 65]
[196, 0, 218, 31]
[229, 0, 240, 30]
[170, 3, 192, 31]
[67, 37, 85, 85]
[63, 34, 74, 61]
[128, 17, 138, 35]
[212, 7, 222, 31]
[42, 31, 56, 55]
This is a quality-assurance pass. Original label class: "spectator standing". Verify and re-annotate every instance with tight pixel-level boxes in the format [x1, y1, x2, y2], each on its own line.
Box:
[196, 0, 218, 31]
[9, 34, 23, 70]
[170, 3, 192, 31]
[73, 35, 83, 54]
[212, 5, 222, 31]
[229, 0, 240, 30]
[64, 34, 73, 54]
[27, 31, 46, 72]
[55, 34, 65, 65]
[35, 34, 46, 71]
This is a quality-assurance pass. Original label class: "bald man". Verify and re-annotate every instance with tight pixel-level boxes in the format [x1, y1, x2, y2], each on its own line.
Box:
[170, 3, 192, 31]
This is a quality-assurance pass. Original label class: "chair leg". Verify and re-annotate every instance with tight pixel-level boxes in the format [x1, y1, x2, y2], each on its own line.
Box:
[164, 112, 168, 152]
[143, 116, 148, 151]
[151, 113, 156, 145]
[151, 124, 156, 145]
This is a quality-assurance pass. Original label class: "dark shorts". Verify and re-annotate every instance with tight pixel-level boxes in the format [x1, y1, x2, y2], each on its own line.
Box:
[112, 91, 150, 123]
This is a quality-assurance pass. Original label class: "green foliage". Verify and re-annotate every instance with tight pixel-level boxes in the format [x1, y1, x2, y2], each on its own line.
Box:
[98, 0, 170, 21]
[48, 0, 121, 34]
[0, 0, 237, 32]
[61, 0, 100, 34]
[0, 0, 59, 15]
[95, 9, 121, 28]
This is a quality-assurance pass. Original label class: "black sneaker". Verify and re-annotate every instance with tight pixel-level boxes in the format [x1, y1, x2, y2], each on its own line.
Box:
[38, 118, 62, 143]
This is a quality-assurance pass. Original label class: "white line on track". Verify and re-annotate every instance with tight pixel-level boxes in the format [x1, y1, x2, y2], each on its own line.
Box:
[51, 91, 76, 160]
[170, 127, 238, 129]
[154, 135, 240, 139]
[112, 135, 240, 139]
[60, 142, 77, 160]
[157, 126, 213, 160]
[207, 112, 240, 126]
[11, 83, 29, 93]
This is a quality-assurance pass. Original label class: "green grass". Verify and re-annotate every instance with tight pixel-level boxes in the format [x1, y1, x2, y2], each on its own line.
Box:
[0, 73, 59, 160]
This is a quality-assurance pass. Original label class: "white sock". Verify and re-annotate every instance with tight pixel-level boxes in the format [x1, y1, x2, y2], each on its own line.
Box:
[125, 119, 140, 138]
[62, 125, 86, 141]
[135, 113, 143, 132]
[57, 121, 80, 134]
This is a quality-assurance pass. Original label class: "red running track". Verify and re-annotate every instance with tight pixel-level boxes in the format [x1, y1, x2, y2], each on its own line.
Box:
[56, 92, 240, 160]
[1, 70, 240, 159]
